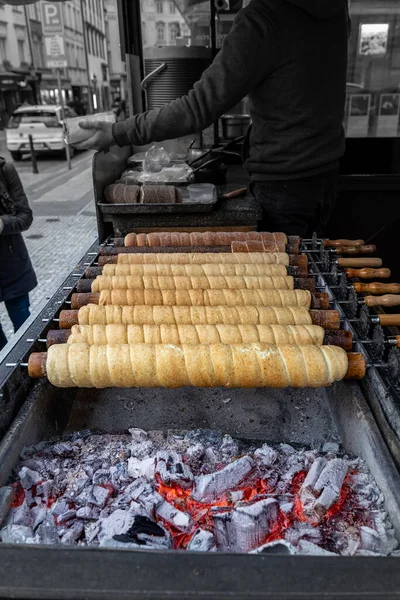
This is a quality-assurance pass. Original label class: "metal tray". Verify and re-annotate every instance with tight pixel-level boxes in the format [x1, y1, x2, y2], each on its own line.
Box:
[98, 188, 218, 214]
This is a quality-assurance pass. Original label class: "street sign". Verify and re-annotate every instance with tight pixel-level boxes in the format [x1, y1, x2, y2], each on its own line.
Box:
[45, 34, 67, 69]
[41, 1, 64, 35]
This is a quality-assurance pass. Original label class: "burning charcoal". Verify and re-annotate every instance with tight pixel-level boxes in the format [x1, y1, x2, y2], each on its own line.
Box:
[333, 524, 360, 556]
[297, 540, 337, 556]
[156, 500, 192, 533]
[113, 515, 167, 547]
[322, 442, 340, 455]
[76, 506, 100, 520]
[226, 490, 245, 504]
[187, 529, 216, 552]
[254, 445, 278, 468]
[93, 469, 112, 485]
[96, 506, 147, 544]
[220, 435, 239, 460]
[124, 478, 163, 514]
[18, 467, 42, 490]
[61, 521, 84, 545]
[251, 540, 297, 555]
[371, 511, 398, 555]
[129, 440, 154, 460]
[279, 502, 294, 515]
[7, 501, 32, 528]
[0, 487, 15, 527]
[0, 525, 36, 544]
[279, 444, 296, 456]
[31, 506, 47, 531]
[213, 499, 278, 553]
[47, 442, 78, 458]
[35, 480, 54, 500]
[36, 515, 59, 545]
[74, 486, 96, 507]
[314, 459, 348, 494]
[129, 428, 149, 443]
[127, 456, 155, 480]
[285, 523, 321, 546]
[51, 499, 70, 517]
[192, 456, 256, 503]
[91, 485, 112, 509]
[204, 447, 219, 467]
[185, 444, 205, 470]
[57, 510, 77, 524]
[109, 463, 129, 485]
[185, 429, 224, 447]
[360, 526, 382, 553]
[301, 457, 327, 492]
[156, 451, 193, 489]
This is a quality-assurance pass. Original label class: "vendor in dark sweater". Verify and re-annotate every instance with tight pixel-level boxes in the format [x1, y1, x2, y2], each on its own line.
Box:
[77, 0, 349, 237]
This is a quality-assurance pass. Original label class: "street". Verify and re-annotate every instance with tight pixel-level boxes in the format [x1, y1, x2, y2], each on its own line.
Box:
[0, 130, 98, 341]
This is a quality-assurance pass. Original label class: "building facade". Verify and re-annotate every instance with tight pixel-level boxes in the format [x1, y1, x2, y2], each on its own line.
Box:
[140, 0, 190, 49]
[104, 0, 126, 106]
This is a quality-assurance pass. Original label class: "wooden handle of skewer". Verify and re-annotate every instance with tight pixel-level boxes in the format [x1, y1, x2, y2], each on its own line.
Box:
[353, 282, 400, 295]
[84, 267, 102, 278]
[59, 310, 79, 329]
[311, 292, 329, 310]
[287, 236, 300, 255]
[346, 268, 391, 279]
[310, 310, 340, 330]
[221, 188, 247, 199]
[378, 314, 400, 327]
[71, 293, 99, 309]
[294, 278, 316, 291]
[98, 256, 117, 266]
[28, 352, 47, 378]
[344, 353, 366, 380]
[324, 239, 364, 248]
[76, 279, 93, 293]
[47, 330, 72, 346]
[289, 254, 308, 268]
[324, 330, 353, 351]
[337, 258, 382, 268]
[334, 245, 376, 255]
[395, 336, 400, 348]
[364, 295, 400, 308]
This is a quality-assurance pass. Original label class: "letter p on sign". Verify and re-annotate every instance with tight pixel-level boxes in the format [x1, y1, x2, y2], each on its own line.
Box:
[41, 2, 64, 35]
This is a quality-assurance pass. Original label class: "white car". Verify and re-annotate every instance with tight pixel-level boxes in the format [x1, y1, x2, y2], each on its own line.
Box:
[6, 104, 77, 161]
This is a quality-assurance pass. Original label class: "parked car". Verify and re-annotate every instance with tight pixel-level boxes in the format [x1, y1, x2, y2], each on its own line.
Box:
[6, 104, 77, 161]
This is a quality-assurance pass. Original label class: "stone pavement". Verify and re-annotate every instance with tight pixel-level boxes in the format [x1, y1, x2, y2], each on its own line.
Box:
[0, 133, 98, 343]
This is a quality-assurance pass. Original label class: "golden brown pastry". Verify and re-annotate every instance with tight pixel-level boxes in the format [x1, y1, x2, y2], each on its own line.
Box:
[102, 263, 288, 278]
[117, 252, 289, 266]
[67, 323, 325, 346]
[124, 231, 287, 248]
[46, 343, 348, 388]
[91, 274, 294, 292]
[77, 304, 313, 327]
[97, 288, 311, 308]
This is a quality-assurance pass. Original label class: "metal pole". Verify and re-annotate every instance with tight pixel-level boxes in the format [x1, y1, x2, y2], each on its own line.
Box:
[58, 68, 71, 170]
[23, 5, 39, 104]
[210, 0, 219, 146]
[28, 135, 38, 174]
[80, 0, 93, 114]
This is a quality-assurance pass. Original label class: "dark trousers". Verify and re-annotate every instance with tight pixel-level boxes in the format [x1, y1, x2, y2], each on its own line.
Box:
[0, 294, 30, 350]
[252, 171, 338, 237]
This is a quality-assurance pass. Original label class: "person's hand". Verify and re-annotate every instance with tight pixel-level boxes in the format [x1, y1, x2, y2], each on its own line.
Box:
[73, 120, 115, 151]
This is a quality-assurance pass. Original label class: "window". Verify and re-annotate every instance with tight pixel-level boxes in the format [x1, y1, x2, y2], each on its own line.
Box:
[169, 22, 179, 42]
[0, 37, 6, 62]
[156, 1, 163, 14]
[156, 21, 165, 43]
[170, 2, 175, 14]
[17, 40, 25, 64]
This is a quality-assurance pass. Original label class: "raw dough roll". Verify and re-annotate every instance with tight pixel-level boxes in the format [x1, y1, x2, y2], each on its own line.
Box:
[77, 304, 313, 327]
[67, 323, 325, 346]
[46, 343, 348, 388]
[98, 288, 312, 308]
[91, 274, 294, 292]
[102, 263, 288, 278]
[124, 231, 287, 248]
[117, 252, 290, 266]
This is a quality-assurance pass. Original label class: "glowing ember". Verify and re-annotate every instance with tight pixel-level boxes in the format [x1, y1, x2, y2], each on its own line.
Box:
[0, 429, 397, 556]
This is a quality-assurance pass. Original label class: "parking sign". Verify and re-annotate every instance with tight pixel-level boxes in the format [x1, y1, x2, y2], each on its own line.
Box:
[41, 1, 64, 35]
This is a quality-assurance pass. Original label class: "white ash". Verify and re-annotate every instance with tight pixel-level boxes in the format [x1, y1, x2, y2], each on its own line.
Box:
[0, 429, 397, 556]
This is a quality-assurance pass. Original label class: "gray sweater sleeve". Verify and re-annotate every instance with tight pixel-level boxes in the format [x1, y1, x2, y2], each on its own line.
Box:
[112, 6, 276, 147]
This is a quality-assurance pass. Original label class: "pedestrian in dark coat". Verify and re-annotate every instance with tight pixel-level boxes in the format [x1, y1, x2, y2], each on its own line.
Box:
[0, 158, 37, 350]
